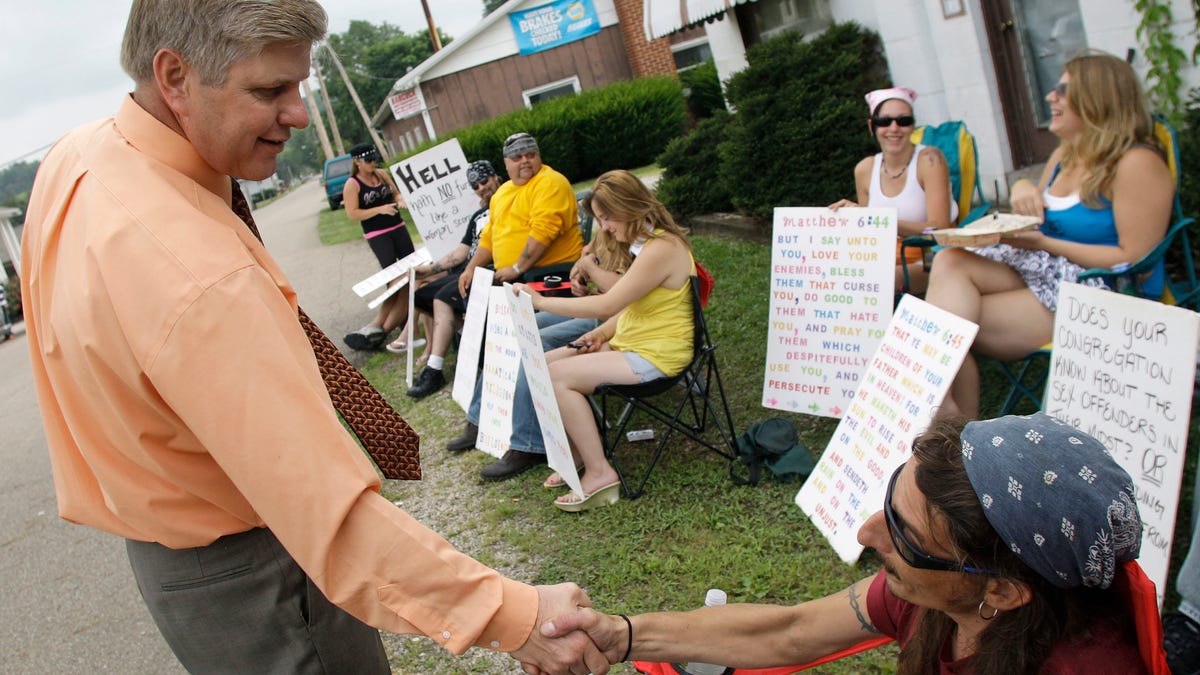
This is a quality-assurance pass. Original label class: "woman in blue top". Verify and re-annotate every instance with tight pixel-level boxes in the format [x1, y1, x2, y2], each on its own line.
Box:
[925, 51, 1174, 419]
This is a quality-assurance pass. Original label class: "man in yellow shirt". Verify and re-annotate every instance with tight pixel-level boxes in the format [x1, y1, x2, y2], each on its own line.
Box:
[20, 2, 604, 674]
[457, 132, 583, 295]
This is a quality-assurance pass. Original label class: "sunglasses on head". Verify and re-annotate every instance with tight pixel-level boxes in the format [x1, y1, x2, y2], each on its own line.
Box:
[883, 462, 996, 575]
[1049, 82, 1069, 98]
[872, 115, 915, 128]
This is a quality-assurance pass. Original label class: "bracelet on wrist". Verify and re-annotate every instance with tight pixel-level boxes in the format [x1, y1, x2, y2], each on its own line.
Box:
[512, 262, 522, 275]
[617, 614, 633, 663]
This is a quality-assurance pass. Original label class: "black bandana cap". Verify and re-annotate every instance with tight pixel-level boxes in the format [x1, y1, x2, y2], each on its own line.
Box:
[466, 160, 497, 188]
[349, 142, 381, 162]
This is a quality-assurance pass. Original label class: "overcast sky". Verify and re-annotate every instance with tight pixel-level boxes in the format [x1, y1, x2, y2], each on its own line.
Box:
[0, 0, 491, 167]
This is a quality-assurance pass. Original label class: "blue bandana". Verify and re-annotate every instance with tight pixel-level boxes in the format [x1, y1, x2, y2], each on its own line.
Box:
[960, 412, 1141, 589]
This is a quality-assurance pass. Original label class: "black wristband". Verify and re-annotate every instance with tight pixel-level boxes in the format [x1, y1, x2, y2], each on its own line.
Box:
[618, 613, 633, 663]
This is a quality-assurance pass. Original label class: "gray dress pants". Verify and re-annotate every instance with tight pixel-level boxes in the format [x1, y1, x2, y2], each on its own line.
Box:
[126, 527, 388, 674]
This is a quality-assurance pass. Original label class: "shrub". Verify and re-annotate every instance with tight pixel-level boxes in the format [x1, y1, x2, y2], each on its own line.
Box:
[3, 275, 19, 322]
[655, 110, 734, 218]
[680, 60, 725, 121]
[718, 23, 890, 219]
[403, 77, 686, 184]
[1178, 93, 1200, 268]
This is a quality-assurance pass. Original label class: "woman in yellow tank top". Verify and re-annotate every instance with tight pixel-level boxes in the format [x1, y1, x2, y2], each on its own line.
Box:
[513, 170, 695, 512]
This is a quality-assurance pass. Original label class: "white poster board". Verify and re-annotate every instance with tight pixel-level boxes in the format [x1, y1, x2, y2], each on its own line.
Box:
[475, 286, 521, 458]
[352, 248, 430, 308]
[505, 287, 584, 497]
[797, 295, 979, 563]
[452, 267, 494, 412]
[764, 207, 897, 417]
[388, 138, 477, 260]
[1045, 283, 1200, 606]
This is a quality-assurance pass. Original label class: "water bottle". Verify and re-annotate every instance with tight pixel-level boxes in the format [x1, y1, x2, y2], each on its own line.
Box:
[681, 589, 730, 675]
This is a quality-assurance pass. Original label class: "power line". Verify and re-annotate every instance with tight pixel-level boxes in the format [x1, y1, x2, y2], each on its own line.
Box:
[1, 145, 51, 171]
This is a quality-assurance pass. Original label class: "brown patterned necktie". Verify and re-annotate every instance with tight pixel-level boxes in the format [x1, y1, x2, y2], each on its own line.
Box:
[230, 182, 420, 480]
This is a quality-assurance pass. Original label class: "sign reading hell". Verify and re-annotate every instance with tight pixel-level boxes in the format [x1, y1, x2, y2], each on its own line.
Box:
[764, 207, 897, 417]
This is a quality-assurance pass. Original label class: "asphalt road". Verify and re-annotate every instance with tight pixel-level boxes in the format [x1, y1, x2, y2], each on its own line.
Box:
[0, 179, 378, 673]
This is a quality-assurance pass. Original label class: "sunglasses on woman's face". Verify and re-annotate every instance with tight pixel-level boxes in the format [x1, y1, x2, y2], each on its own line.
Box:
[1049, 82, 1069, 98]
[883, 462, 996, 575]
[872, 115, 915, 128]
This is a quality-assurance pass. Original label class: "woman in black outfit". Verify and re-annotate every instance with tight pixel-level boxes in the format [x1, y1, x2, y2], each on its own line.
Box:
[341, 143, 425, 353]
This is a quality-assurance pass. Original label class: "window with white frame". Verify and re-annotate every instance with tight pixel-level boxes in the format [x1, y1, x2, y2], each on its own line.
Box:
[671, 37, 712, 72]
[522, 76, 581, 108]
[739, 0, 832, 44]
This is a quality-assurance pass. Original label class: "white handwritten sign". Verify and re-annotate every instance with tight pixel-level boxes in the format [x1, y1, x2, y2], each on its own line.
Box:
[797, 295, 978, 563]
[452, 267, 494, 413]
[765, 207, 896, 417]
[352, 246, 429, 297]
[505, 286, 583, 497]
[475, 287, 521, 459]
[388, 139, 476, 260]
[1045, 283, 1200, 606]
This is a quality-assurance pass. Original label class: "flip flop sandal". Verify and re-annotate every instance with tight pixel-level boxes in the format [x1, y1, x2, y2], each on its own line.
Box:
[386, 337, 427, 353]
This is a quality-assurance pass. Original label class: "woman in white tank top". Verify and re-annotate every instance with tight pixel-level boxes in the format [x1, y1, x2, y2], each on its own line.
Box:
[829, 87, 956, 294]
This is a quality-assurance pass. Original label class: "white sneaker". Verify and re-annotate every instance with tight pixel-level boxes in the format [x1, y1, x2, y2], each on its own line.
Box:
[344, 325, 386, 351]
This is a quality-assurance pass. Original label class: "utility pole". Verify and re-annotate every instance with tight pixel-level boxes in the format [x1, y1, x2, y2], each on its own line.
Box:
[312, 57, 346, 155]
[301, 78, 335, 162]
[420, 0, 443, 51]
[321, 42, 388, 155]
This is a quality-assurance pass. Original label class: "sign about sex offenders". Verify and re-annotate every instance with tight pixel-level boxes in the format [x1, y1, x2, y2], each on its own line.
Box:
[797, 295, 978, 563]
[1045, 282, 1200, 607]
[764, 207, 897, 417]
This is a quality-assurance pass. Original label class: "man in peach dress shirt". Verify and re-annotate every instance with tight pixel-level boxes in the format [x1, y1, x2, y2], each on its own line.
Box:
[19, 2, 607, 673]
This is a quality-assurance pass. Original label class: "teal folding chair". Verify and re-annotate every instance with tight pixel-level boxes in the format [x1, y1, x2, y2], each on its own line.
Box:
[898, 121, 994, 298]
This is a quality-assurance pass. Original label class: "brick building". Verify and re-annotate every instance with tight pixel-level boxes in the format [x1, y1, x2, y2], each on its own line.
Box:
[370, 0, 703, 156]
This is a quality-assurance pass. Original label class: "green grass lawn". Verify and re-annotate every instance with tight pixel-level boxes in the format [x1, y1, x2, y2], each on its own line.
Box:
[334, 225, 1193, 674]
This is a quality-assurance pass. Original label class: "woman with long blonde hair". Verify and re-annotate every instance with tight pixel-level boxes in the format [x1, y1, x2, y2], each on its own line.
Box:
[514, 169, 696, 511]
[924, 50, 1174, 418]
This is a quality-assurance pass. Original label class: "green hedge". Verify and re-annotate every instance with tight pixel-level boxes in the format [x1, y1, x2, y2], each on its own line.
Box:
[655, 110, 734, 218]
[401, 77, 686, 184]
[657, 23, 890, 222]
[680, 59, 725, 121]
[721, 23, 890, 219]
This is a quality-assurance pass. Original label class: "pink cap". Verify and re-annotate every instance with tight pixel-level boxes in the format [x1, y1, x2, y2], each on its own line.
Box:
[865, 87, 917, 114]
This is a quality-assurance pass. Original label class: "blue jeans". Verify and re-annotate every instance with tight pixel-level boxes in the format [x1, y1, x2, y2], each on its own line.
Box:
[468, 312, 599, 455]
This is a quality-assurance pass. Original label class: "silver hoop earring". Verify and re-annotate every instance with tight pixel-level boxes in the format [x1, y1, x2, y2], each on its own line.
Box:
[978, 600, 999, 621]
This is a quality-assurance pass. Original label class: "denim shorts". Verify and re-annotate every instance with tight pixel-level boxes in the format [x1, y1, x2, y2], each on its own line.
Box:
[621, 351, 667, 383]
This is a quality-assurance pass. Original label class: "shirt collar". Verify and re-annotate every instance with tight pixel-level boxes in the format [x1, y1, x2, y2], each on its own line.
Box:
[115, 93, 232, 206]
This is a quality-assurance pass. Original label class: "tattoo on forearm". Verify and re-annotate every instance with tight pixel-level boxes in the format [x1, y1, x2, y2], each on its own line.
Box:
[848, 585, 881, 634]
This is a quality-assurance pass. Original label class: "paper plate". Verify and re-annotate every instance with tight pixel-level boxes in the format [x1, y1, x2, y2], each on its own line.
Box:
[931, 213, 1042, 247]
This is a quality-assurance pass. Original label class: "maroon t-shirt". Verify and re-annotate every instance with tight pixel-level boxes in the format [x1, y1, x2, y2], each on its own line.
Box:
[865, 570, 1145, 674]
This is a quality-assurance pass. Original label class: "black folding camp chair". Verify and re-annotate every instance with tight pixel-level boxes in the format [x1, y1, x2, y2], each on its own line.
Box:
[588, 275, 737, 499]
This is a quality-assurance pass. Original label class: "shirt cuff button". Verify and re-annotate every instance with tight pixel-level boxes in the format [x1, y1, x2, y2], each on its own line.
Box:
[490, 641, 501, 649]
[442, 631, 452, 640]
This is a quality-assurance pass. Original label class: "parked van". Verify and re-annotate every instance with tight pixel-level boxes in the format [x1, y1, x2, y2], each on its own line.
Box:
[322, 153, 354, 210]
